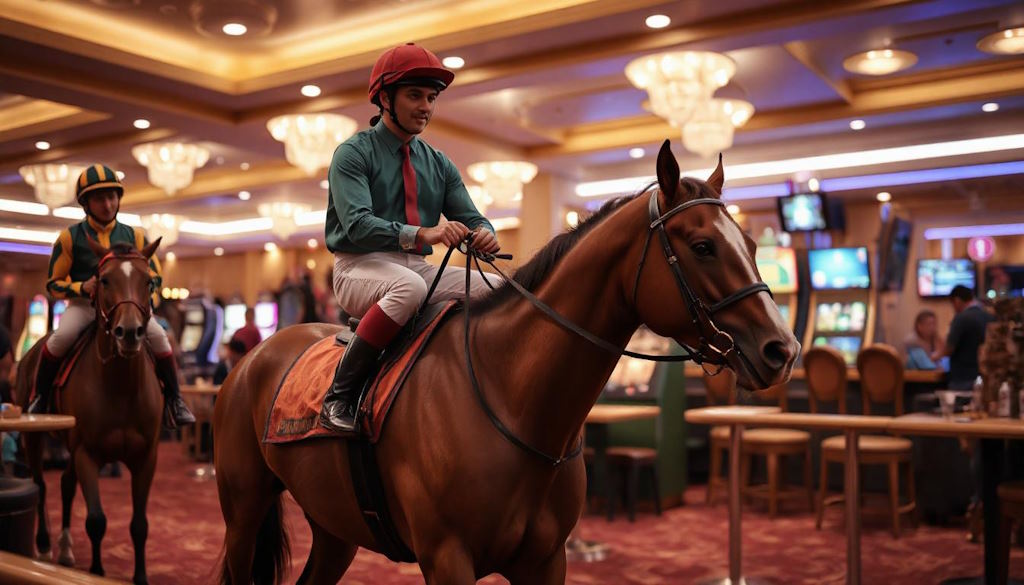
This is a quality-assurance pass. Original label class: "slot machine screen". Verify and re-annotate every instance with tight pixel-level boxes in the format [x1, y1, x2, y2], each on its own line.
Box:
[808, 247, 871, 290]
[185, 307, 205, 324]
[255, 301, 278, 340]
[52, 299, 68, 330]
[814, 301, 867, 333]
[605, 328, 669, 399]
[223, 304, 246, 340]
[813, 336, 861, 367]
[755, 246, 798, 294]
[179, 325, 203, 352]
[777, 192, 828, 232]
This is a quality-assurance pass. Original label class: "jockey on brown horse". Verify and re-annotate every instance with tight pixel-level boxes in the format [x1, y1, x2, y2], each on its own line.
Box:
[320, 42, 502, 432]
[29, 164, 194, 429]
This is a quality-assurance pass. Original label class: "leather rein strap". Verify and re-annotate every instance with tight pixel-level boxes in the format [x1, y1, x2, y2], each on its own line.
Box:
[94, 251, 152, 335]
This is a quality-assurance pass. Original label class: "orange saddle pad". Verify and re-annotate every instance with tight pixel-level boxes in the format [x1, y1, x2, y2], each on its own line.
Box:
[263, 301, 457, 445]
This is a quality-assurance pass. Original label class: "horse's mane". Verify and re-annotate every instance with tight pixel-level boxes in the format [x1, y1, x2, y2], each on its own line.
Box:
[474, 176, 712, 312]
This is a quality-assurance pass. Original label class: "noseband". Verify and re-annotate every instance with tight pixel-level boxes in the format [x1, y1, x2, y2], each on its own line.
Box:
[632, 192, 772, 386]
[94, 251, 153, 335]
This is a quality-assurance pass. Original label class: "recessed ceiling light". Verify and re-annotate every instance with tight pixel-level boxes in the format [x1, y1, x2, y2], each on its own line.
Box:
[222, 22, 247, 36]
[165, 251, 177, 261]
[319, 179, 329, 189]
[842, 48, 917, 76]
[264, 242, 278, 252]
[307, 238, 317, 249]
[213, 247, 224, 256]
[133, 118, 151, 129]
[240, 162, 250, 171]
[726, 204, 741, 214]
[301, 84, 321, 98]
[565, 211, 579, 228]
[982, 102, 999, 113]
[849, 119, 866, 131]
[808, 177, 820, 191]
[442, 56, 465, 69]
[645, 14, 671, 29]
[876, 191, 892, 202]
[238, 190, 251, 200]
[978, 27, 1024, 55]
[306, 259, 316, 270]
[35, 141, 50, 151]
[628, 147, 645, 159]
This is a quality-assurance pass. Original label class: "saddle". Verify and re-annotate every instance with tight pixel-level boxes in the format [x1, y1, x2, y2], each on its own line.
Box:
[263, 300, 459, 445]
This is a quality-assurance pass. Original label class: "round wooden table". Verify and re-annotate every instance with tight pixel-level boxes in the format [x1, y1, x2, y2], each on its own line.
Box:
[0, 414, 76, 432]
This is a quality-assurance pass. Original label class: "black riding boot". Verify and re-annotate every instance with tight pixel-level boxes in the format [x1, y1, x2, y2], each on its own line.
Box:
[154, 354, 195, 430]
[320, 335, 381, 432]
[27, 349, 61, 415]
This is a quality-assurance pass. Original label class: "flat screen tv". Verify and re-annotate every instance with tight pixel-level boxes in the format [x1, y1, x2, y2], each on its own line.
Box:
[808, 247, 871, 290]
[879, 217, 913, 292]
[917, 259, 975, 298]
[755, 246, 798, 294]
[985, 265, 1024, 298]
[777, 192, 828, 232]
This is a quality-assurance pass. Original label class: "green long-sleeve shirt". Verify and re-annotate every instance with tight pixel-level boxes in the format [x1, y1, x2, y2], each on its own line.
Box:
[325, 121, 493, 255]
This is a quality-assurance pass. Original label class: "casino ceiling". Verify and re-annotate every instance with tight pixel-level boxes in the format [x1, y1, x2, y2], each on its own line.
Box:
[1, 0, 1022, 256]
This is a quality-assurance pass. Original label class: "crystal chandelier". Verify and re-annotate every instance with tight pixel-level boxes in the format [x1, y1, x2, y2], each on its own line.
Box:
[141, 213, 182, 247]
[625, 51, 736, 126]
[258, 201, 312, 240]
[466, 161, 538, 208]
[131, 142, 210, 196]
[18, 163, 86, 208]
[680, 98, 755, 159]
[466, 185, 493, 215]
[266, 114, 357, 176]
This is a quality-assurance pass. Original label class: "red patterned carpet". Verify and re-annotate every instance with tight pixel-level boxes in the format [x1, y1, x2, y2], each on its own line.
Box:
[37, 442, 1024, 584]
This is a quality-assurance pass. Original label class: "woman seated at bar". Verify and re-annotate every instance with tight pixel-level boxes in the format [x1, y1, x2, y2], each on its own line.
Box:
[904, 310, 946, 370]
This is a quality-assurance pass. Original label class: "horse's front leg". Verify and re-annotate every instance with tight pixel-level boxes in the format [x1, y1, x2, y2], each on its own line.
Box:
[418, 539, 476, 585]
[73, 447, 106, 576]
[127, 447, 157, 585]
[58, 462, 78, 566]
[506, 547, 567, 585]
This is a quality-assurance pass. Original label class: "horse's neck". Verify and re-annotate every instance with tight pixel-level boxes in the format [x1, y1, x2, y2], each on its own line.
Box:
[476, 197, 648, 456]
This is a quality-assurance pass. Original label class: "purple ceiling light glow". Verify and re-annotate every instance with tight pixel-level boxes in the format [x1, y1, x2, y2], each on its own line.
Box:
[923, 224, 1024, 240]
[0, 242, 52, 256]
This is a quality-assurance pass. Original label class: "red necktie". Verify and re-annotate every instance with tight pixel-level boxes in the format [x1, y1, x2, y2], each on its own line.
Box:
[400, 143, 421, 227]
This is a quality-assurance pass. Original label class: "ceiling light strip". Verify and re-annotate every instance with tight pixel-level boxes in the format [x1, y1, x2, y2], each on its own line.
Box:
[923, 224, 1024, 240]
[819, 161, 1024, 192]
[0, 241, 52, 256]
[575, 133, 1024, 197]
[0, 226, 59, 243]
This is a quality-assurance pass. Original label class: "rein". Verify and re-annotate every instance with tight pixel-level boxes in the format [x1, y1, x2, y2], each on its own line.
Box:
[419, 190, 772, 466]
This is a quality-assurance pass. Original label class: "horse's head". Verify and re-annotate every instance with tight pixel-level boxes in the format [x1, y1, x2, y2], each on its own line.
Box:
[632, 140, 799, 391]
[86, 236, 161, 358]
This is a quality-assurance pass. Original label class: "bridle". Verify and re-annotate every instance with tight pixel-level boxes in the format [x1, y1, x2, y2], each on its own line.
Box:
[423, 188, 773, 466]
[93, 251, 153, 337]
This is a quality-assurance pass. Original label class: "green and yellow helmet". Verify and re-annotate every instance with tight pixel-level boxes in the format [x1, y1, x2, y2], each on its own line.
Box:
[76, 164, 124, 206]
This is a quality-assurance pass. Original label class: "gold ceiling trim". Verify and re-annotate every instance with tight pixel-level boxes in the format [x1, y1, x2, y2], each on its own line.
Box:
[0, 98, 110, 142]
[526, 63, 1024, 157]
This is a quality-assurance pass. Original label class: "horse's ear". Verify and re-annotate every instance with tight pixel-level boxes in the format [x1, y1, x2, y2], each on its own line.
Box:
[140, 237, 161, 260]
[656, 139, 679, 201]
[86, 235, 108, 260]
[706, 153, 724, 196]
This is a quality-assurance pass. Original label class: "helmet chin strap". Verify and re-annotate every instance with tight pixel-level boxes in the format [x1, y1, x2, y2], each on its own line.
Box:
[384, 87, 418, 136]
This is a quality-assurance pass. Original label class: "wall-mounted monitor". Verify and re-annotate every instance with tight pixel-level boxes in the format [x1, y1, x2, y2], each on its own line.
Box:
[777, 192, 828, 232]
[255, 300, 278, 340]
[755, 246, 798, 294]
[223, 304, 247, 340]
[815, 301, 867, 333]
[808, 247, 871, 290]
[813, 335, 862, 367]
[879, 217, 913, 292]
[917, 259, 976, 298]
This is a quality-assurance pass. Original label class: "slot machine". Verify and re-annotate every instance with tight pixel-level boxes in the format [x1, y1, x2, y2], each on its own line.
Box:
[222, 301, 247, 342]
[51, 299, 68, 331]
[15, 294, 49, 361]
[178, 297, 223, 380]
[755, 246, 800, 332]
[803, 247, 874, 367]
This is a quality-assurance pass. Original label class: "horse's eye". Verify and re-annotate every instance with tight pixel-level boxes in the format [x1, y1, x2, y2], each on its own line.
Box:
[692, 241, 714, 258]
[99, 277, 109, 286]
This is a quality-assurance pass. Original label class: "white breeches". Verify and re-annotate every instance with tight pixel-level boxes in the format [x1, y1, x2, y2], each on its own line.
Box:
[45, 298, 171, 356]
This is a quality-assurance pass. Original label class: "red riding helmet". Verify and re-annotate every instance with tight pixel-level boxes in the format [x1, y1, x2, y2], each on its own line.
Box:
[368, 43, 455, 107]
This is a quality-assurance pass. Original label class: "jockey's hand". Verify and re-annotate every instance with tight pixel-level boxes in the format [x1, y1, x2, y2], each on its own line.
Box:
[468, 228, 500, 254]
[81, 276, 97, 297]
[417, 220, 470, 248]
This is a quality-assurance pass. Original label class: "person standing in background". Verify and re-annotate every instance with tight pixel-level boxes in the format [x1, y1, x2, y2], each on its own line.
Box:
[932, 285, 995, 389]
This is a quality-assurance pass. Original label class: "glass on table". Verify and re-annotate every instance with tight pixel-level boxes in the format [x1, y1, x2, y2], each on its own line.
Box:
[935, 390, 958, 420]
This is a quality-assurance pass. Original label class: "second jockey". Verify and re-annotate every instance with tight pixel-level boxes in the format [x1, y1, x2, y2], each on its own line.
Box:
[29, 164, 195, 430]
[320, 43, 502, 432]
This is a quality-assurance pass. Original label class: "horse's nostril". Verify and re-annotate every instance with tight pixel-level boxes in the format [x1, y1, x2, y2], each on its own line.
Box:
[135, 327, 145, 338]
[113, 326, 125, 339]
[761, 340, 790, 368]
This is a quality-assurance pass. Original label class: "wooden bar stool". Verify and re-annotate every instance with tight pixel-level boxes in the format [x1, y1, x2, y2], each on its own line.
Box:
[997, 480, 1024, 585]
[816, 344, 917, 538]
[606, 446, 661, 522]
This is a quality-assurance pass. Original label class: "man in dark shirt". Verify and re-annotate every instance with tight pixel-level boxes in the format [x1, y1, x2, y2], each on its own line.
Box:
[932, 285, 995, 390]
[230, 308, 262, 354]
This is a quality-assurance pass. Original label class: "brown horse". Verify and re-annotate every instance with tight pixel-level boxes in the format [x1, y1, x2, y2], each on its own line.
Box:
[16, 238, 164, 585]
[214, 141, 799, 584]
